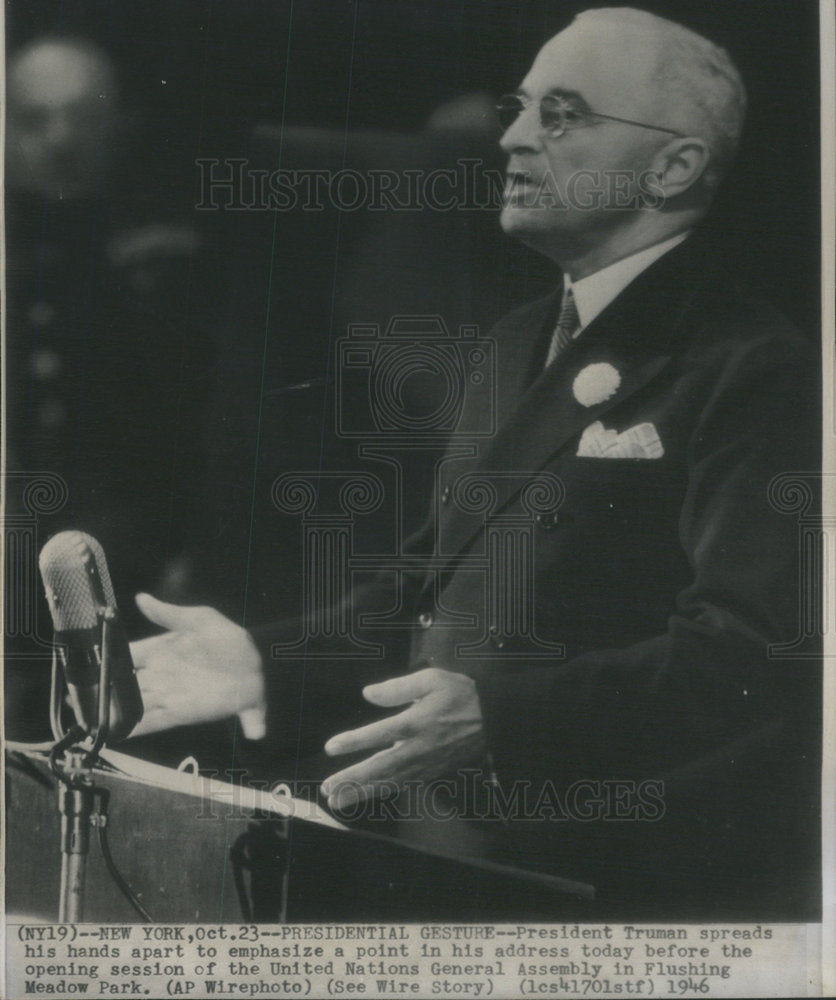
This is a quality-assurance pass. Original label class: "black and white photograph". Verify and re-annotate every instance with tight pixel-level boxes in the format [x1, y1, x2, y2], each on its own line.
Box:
[3, 1, 833, 997]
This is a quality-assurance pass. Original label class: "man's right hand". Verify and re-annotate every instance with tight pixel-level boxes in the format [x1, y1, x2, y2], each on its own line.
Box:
[128, 593, 267, 740]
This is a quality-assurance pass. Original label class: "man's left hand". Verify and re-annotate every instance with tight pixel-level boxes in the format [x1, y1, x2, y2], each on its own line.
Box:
[321, 667, 485, 812]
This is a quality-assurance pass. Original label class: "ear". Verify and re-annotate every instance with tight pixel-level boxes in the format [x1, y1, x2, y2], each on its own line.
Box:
[648, 137, 711, 198]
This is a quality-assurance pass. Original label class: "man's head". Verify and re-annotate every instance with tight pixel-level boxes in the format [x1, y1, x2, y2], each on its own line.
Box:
[6, 36, 120, 200]
[499, 7, 746, 273]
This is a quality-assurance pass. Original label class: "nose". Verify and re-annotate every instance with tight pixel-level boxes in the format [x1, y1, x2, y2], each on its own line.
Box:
[499, 103, 542, 155]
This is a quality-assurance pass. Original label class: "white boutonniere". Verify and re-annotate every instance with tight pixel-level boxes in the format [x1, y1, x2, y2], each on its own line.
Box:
[572, 362, 621, 407]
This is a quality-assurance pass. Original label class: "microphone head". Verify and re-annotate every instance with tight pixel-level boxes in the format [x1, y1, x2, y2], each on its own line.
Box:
[39, 530, 117, 631]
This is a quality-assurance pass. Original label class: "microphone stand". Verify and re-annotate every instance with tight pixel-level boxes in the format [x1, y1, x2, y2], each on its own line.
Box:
[53, 746, 97, 923]
[49, 607, 117, 922]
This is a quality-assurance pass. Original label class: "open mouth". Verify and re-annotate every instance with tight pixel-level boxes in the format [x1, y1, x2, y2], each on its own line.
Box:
[503, 171, 551, 206]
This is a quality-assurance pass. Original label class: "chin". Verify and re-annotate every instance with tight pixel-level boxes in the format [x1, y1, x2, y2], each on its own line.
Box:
[500, 207, 564, 254]
[500, 205, 542, 237]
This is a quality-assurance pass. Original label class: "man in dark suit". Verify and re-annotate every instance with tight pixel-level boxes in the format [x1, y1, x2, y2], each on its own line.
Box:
[130, 7, 820, 917]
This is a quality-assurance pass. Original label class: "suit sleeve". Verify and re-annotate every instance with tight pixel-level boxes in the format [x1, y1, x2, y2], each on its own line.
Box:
[474, 334, 820, 792]
[242, 517, 434, 764]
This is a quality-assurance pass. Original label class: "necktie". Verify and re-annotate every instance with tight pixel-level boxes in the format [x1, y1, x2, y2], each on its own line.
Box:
[545, 287, 580, 368]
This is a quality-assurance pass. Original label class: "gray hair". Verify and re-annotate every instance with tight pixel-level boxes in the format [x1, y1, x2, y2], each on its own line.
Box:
[575, 7, 747, 192]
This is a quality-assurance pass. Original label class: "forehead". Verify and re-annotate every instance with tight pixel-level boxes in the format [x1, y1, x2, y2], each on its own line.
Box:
[521, 21, 660, 117]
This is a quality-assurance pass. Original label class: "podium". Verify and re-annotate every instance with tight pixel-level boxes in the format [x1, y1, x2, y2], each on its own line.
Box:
[5, 746, 594, 922]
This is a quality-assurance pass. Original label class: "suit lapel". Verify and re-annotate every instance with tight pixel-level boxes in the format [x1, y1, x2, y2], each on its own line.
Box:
[482, 339, 672, 482]
[435, 237, 710, 563]
[493, 290, 560, 430]
[454, 288, 559, 461]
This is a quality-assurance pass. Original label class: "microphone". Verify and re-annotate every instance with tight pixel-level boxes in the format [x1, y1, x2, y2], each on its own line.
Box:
[39, 530, 143, 743]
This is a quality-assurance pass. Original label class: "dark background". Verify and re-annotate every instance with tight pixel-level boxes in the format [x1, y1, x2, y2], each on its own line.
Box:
[6, 0, 822, 331]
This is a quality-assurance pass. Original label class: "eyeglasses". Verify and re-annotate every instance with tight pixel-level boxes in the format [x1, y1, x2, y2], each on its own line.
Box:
[496, 93, 685, 139]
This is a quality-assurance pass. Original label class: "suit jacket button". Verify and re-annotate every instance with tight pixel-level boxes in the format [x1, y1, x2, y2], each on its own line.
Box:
[440, 485, 451, 505]
[536, 511, 558, 529]
[418, 612, 433, 629]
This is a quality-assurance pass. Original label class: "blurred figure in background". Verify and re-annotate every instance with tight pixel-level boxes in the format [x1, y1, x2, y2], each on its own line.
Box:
[4, 37, 215, 750]
[6, 36, 119, 201]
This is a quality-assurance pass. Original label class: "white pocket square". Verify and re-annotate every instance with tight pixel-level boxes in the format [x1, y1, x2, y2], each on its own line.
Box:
[577, 421, 664, 459]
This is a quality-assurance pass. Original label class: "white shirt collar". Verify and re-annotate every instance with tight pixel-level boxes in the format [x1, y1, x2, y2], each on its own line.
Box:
[564, 230, 692, 334]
